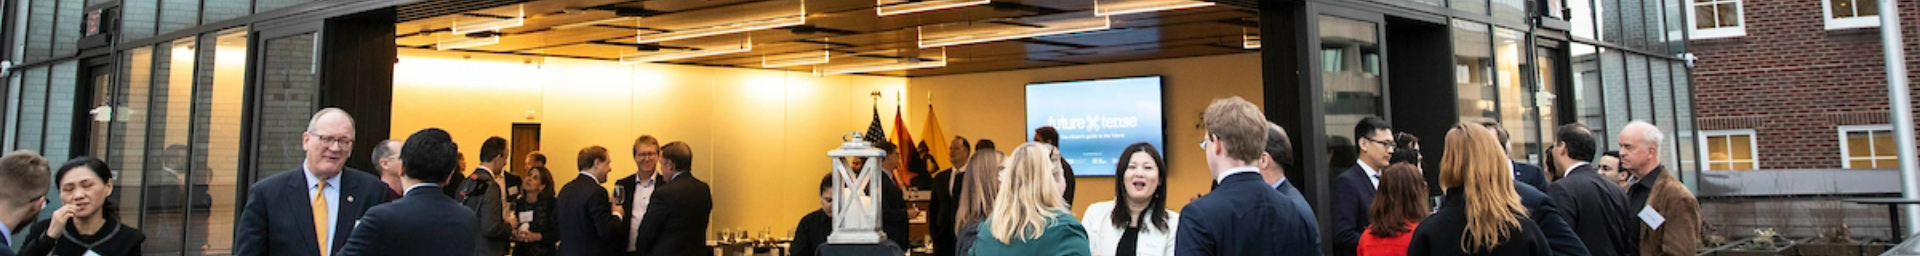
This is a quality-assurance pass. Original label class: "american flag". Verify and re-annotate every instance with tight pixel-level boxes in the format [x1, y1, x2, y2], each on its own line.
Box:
[863, 106, 888, 143]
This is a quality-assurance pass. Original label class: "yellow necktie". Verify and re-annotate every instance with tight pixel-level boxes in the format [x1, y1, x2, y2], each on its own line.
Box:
[314, 181, 330, 256]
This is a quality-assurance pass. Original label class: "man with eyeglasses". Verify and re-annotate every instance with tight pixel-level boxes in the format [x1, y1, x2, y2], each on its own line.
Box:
[373, 140, 406, 200]
[236, 108, 393, 256]
[0, 150, 52, 256]
[1330, 116, 1392, 256]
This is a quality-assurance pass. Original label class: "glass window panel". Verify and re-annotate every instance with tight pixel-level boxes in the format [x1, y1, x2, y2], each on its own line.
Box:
[26, 0, 56, 62]
[254, 33, 321, 177]
[1456, 20, 1494, 122]
[1605, 0, 1642, 47]
[1627, 54, 1651, 121]
[158, 0, 200, 35]
[1601, 50, 1629, 146]
[202, 0, 247, 24]
[17, 67, 48, 152]
[1876, 159, 1898, 169]
[1495, 0, 1526, 23]
[1455, 0, 1490, 15]
[1871, 132, 1896, 157]
[1321, 15, 1383, 162]
[1671, 63, 1696, 172]
[190, 28, 248, 256]
[1572, 0, 1597, 39]
[254, 0, 311, 14]
[1847, 132, 1873, 157]
[1651, 61, 1675, 167]
[1641, 0, 1667, 53]
[1730, 134, 1752, 160]
[1707, 136, 1729, 160]
[110, 46, 155, 229]
[1833, 0, 1856, 17]
[1495, 28, 1533, 161]
[5, 76, 20, 149]
[142, 37, 196, 255]
[1715, 4, 1740, 27]
[1573, 44, 1606, 150]
[1711, 163, 1729, 170]
[45, 60, 78, 175]
[1693, 5, 1716, 29]
[1857, 0, 1879, 16]
[122, 0, 158, 42]
[1537, 46, 1559, 152]
[1732, 162, 1754, 170]
[53, 0, 82, 56]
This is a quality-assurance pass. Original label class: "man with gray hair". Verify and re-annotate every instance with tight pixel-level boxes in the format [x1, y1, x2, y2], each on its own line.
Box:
[372, 140, 405, 200]
[235, 108, 394, 256]
[0, 150, 52, 256]
[1618, 121, 1699, 256]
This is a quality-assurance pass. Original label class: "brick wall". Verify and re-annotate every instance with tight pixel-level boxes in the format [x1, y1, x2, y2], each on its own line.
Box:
[1689, 0, 1920, 170]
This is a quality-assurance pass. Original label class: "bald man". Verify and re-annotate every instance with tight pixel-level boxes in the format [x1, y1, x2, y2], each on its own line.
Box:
[235, 108, 394, 256]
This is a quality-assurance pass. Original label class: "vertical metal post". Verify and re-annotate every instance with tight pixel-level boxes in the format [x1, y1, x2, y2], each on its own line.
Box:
[1874, 0, 1920, 238]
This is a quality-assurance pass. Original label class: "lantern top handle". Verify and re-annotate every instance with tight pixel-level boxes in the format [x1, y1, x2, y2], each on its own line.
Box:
[832, 132, 885, 158]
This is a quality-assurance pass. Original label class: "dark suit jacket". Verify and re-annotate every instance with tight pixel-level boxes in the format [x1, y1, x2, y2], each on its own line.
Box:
[1061, 161, 1076, 205]
[234, 166, 392, 256]
[1330, 165, 1375, 256]
[877, 171, 909, 248]
[1408, 187, 1551, 256]
[335, 185, 478, 256]
[444, 169, 466, 199]
[613, 173, 658, 255]
[634, 172, 714, 256]
[556, 173, 624, 256]
[462, 168, 512, 256]
[929, 170, 964, 256]
[1176, 172, 1321, 256]
[1514, 161, 1549, 191]
[791, 210, 833, 256]
[1547, 164, 1638, 256]
[1, 238, 13, 256]
[1516, 181, 1591, 256]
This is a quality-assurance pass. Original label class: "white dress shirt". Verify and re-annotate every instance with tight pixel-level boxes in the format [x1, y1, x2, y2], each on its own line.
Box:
[303, 163, 342, 253]
[1082, 200, 1179, 256]
[628, 174, 656, 252]
[1356, 160, 1381, 189]
[1213, 166, 1261, 183]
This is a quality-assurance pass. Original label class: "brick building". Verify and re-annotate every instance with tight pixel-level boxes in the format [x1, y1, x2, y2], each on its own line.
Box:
[1687, 0, 1920, 239]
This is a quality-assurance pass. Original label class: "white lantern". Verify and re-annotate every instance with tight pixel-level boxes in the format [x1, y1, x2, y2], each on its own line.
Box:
[827, 132, 888, 244]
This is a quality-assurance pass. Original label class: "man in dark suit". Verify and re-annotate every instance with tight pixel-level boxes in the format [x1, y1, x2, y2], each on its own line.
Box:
[1176, 97, 1320, 256]
[1546, 123, 1637, 256]
[634, 141, 715, 256]
[929, 136, 970, 256]
[868, 140, 911, 248]
[1033, 127, 1076, 204]
[1331, 116, 1391, 256]
[555, 146, 623, 255]
[615, 135, 663, 256]
[235, 108, 393, 256]
[0, 151, 52, 256]
[464, 137, 514, 256]
[1258, 122, 1320, 239]
[445, 152, 467, 199]
[335, 128, 478, 256]
[1476, 118, 1589, 256]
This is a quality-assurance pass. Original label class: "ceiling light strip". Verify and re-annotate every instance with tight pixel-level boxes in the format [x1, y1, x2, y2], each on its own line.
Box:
[1244, 34, 1260, 49]
[876, 0, 989, 16]
[552, 17, 636, 30]
[763, 50, 832, 68]
[450, 5, 526, 34]
[636, 15, 805, 44]
[1093, 0, 1216, 16]
[918, 16, 1112, 48]
[816, 60, 947, 75]
[436, 35, 501, 50]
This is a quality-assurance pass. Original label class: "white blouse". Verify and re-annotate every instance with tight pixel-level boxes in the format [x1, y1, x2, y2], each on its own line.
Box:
[1081, 200, 1179, 256]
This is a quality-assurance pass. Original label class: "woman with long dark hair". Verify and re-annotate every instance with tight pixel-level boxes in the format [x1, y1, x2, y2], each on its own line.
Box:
[1358, 163, 1427, 256]
[20, 156, 145, 256]
[1407, 123, 1548, 256]
[510, 166, 558, 256]
[1082, 142, 1177, 256]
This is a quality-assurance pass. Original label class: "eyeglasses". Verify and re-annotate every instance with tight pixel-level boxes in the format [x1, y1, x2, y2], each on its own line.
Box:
[308, 132, 354, 148]
[1361, 136, 1395, 148]
[1199, 134, 1215, 150]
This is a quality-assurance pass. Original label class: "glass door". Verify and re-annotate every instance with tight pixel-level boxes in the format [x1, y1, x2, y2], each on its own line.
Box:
[1315, 8, 1387, 174]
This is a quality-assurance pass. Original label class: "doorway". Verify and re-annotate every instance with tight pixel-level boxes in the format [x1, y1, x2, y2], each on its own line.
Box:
[510, 123, 541, 176]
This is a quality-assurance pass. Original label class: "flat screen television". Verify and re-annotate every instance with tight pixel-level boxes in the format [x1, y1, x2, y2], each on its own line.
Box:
[1025, 76, 1165, 177]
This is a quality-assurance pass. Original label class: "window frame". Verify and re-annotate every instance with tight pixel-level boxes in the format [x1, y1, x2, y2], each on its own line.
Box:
[1837, 124, 1897, 169]
[1822, 0, 1881, 30]
[1687, 0, 1747, 39]
[1698, 129, 1758, 171]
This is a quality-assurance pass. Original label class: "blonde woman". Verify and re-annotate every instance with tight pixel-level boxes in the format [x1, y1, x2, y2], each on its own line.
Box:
[952, 150, 1005, 254]
[968, 143, 1092, 256]
[1407, 123, 1549, 256]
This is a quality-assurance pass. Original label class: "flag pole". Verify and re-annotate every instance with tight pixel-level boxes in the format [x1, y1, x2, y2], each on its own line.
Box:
[1875, 0, 1920, 236]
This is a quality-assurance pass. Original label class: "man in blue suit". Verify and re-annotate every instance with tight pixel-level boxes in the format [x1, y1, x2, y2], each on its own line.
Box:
[0, 151, 52, 256]
[556, 146, 624, 256]
[1331, 116, 1392, 256]
[1258, 122, 1320, 240]
[235, 108, 392, 256]
[1474, 118, 1549, 189]
[335, 128, 478, 256]
[1176, 97, 1320, 256]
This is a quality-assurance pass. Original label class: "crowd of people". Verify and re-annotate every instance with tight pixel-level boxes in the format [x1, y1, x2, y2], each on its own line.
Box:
[0, 96, 1706, 256]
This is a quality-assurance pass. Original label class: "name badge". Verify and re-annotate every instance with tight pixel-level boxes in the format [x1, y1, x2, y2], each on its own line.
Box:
[1639, 205, 1667, 230]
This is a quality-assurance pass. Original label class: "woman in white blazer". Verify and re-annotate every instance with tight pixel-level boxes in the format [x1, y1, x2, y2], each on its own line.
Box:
[1083, 143, 1178, 256]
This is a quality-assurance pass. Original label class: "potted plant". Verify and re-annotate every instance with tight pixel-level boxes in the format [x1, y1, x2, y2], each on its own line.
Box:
[1792, 225, 1897, 256]
[1716, 228, 1797, 256]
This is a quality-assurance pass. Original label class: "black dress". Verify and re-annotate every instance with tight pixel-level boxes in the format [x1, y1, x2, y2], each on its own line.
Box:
[510, 195, 558, 256]
[791, 210, 833, 256]
[18, 217, 145, 256]
[1407, 187, 1551, 256]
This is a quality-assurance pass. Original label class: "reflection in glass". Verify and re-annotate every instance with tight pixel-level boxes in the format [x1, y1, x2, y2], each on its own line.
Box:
[1599, 49, 1628, 147]
[142, 37, 198, 255]
[1494, 0, 1526, 23]
[1536, 46, 1559, 159]
[1320, 15, 1380, 173]
[1453, 20, 1494, 122]
[25, 0, 55, 61]
[1640, 0, 1668, 53]
[159, 0, 201, 35]
[55, 0, 82, 56]
[17, 67, 48, 153]
[1671, 63, 1698, 173]
[1495, 28, 1535, 162]
[256, 33, 322, 177]
[1650, 60, 1678, 172]
[1627, 54, 1652, 121]
[1571, 0, 1597, 39]
[255, 0, 311, 14]
[110, 46, 155, 229]
[203, 0, 248, 24]
[1572, 43, 1607, 150]
[191, 28, 249, 256]
[1597, 0, 1620, 43]
[1454, 0, 1489, 15]
[122, 0, 157, 42]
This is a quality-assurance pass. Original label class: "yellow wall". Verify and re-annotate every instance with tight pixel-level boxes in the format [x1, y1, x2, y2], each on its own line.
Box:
[906, 53, 1265, 218]
[392, 49, 1265, 238]
[392, 48, 909, 236]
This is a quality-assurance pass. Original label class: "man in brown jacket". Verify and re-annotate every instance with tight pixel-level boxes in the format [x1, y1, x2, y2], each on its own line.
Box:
[1619, 121, 1701, 256]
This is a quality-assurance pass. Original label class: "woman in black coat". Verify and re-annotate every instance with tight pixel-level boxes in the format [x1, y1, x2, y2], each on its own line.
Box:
[1407, 123, 1549, 256]
[20, 157, 145, 256]
[510, 167, 559, 256]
